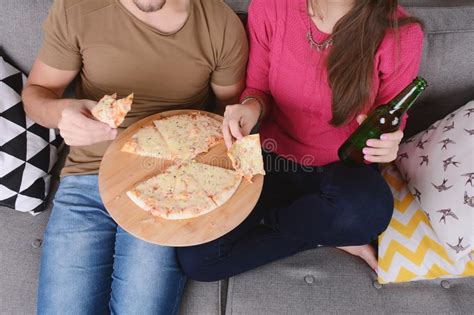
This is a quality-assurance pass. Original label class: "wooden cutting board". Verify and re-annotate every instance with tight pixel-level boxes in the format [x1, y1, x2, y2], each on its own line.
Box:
[98, 110, 264, 247]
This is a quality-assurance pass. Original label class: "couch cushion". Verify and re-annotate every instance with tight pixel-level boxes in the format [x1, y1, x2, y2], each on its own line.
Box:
[403, 4, 474, 137]
[226, 247, 474, 314]
[0, 205, 50, 315]
[180, 281, 223, 315]
[0, 0, 53, 74]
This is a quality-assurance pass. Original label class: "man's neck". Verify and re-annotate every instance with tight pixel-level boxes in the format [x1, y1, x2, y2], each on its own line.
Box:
[120, 0, 190, 34]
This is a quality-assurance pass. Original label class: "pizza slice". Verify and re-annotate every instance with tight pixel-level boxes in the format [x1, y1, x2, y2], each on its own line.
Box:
[182, 162, 242, 206]
[192, 113, 224, 148]
[127, 165, 218, 220]
[153, 114, 209, 161]
[227, 134, 266, 182]
[92, 93, 134, 128]
[121, 126, 175, 160]
[157, 170, 217, 220]
[126, 165, 180, 212]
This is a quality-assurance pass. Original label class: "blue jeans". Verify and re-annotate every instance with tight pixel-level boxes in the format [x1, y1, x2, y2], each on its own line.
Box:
[178, 152, 394, 281]
[38, 175, 186, 315]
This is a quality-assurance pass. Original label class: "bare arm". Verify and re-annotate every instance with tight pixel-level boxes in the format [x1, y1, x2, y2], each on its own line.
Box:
[22, 59, 79, 128]
[211, 79, 245, 115]
[22, 59, 116, 146]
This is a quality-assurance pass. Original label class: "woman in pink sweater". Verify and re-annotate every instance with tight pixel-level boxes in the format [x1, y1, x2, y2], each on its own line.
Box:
[178, 0, 423, 280]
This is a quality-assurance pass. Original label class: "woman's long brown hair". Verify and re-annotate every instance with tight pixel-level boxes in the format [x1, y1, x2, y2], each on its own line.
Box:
[325, 0, 423, 126]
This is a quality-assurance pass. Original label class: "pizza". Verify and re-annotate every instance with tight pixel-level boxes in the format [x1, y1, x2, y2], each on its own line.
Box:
[91, 93, 134, 128]
[126, 165, 180, 212]
[191, 113, 223, 148]
[181, 162, 242, 206]
[227, 134, 266, 182]
[153, 112, 223, 162]
[121, 112, 265, 221]
[121, 125, 175, 160]
[126, 163, 241, 220]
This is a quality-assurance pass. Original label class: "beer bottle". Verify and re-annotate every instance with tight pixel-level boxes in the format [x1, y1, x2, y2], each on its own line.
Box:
[338, 77, 428, 165]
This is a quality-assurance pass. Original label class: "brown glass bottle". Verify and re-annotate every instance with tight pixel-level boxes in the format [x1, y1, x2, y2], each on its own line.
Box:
[338, 77, 428, 165]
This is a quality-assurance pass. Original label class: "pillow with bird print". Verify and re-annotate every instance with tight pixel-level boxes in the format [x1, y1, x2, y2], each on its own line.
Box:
[396, 101, 474, 262]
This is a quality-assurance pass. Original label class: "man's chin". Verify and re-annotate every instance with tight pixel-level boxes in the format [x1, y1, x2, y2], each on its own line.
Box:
[132, 0, 167, 13]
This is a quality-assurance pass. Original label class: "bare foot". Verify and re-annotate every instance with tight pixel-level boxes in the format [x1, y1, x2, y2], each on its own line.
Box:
[336, 244, 378, 272]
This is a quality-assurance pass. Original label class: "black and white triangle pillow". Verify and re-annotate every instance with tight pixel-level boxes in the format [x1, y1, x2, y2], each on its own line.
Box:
[0, 57, 63, 215]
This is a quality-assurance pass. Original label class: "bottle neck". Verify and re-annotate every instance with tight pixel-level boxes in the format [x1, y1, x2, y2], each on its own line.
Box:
[388, 82, 425, 115]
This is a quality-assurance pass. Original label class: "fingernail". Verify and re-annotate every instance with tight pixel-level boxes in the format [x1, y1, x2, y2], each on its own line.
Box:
[381, 135, 388, 140]
[367, 140, 373, 146]
[363, 148, 369, 154]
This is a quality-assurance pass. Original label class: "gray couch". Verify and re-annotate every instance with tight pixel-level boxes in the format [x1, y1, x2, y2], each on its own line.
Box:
[1, 1, 473, 314]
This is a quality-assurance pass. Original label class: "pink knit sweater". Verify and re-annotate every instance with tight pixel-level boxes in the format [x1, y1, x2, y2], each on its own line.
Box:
[241, 0, 424, 166]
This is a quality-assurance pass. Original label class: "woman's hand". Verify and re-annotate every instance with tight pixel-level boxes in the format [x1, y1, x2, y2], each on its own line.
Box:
[222, 99, 261, 149]
[357, 114, 404, 164]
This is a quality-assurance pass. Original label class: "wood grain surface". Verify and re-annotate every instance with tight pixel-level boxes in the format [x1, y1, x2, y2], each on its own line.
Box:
[98, 110, 264, 247]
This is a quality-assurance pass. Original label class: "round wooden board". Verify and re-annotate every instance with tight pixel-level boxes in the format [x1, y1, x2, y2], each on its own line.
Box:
[99, 110, 264, 247]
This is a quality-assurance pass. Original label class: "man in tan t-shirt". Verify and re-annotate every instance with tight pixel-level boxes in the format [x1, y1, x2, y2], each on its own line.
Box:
[22, 0, 248, 313]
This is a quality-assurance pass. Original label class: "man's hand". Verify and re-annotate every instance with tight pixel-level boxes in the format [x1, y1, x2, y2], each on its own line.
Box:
[357, 114, 404, 164]
[58, 100, 117, 146]
[222, 99, 261, 149]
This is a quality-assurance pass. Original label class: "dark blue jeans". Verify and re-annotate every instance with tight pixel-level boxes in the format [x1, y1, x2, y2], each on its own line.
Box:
[177, 153, 394, 282]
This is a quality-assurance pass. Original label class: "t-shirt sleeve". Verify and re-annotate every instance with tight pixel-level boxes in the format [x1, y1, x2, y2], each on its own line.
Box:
[38, 0, 82, 71]
[375, 23, 424, 129]
[210, 8, 249, 86]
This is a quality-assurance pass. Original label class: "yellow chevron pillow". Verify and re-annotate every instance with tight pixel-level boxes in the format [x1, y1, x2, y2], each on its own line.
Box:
[378, 164, 474, 284]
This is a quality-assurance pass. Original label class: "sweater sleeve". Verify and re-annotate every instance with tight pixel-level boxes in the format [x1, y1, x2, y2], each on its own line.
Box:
[240, 0, 276, 116]
[375, 22, 424, 130]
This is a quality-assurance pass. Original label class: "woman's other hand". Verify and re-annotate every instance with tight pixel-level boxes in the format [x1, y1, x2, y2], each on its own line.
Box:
[357, 114, 404, 164]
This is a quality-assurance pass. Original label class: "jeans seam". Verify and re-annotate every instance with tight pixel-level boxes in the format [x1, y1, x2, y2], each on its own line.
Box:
[171, 274, 187, 315]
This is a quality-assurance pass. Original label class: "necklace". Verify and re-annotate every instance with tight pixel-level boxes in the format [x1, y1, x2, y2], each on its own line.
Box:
[306, 27, 334, 52]
[306, 0, 333, 52]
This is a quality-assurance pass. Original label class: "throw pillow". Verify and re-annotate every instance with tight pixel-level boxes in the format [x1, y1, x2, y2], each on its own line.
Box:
[0, 57, 62, 215]
[396, 102, 474, 261]
[378, 165, 474, 284]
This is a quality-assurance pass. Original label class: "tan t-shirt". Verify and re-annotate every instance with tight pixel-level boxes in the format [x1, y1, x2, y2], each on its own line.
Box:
[39, 0, 248, 176]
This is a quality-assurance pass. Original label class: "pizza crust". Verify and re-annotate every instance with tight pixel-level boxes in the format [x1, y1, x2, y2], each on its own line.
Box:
[126, 191, 152, 212]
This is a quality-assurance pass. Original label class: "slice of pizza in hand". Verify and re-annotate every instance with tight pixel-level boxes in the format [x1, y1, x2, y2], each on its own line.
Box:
[182, 162, 242, 206]
[91, 93, 134, 128]
[228, 134, 266, 182]
[121, 126, 175, 160]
